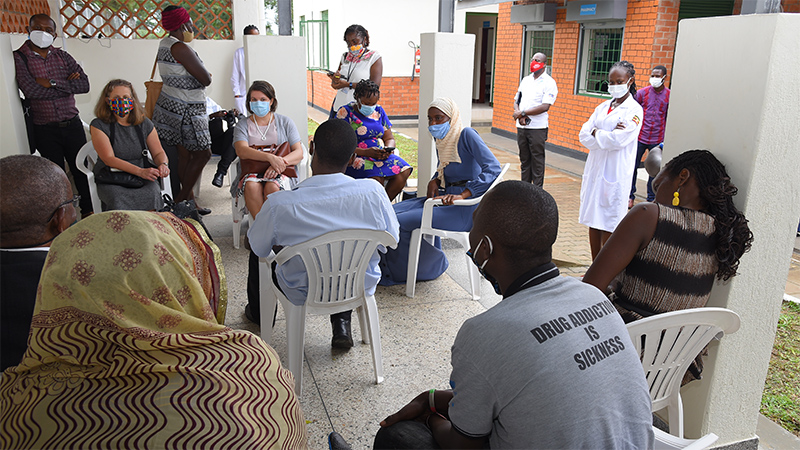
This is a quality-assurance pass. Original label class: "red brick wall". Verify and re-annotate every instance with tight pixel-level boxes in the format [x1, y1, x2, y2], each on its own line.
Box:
[492, 0, 682, 154]
[306, 70, 420, 117]
[782, 0, 800, 13]
[1, 0, 50, 33]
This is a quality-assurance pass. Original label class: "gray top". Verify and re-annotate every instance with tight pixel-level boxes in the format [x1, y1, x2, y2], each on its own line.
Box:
[448, 275, 655, 449]
[233, 113, 301, 147]
[90, 118, 163, 212]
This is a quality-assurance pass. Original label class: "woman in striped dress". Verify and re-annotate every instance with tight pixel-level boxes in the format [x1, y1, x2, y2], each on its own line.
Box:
[152, 6, 212, 213]
[583, 150, 753, 382]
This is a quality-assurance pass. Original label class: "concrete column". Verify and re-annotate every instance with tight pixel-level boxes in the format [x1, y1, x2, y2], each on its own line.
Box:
[243, 35, 309, 147]
[232, 0, 266, 41]
[0, 35, 30, 157]
[417, 32, 476, 184]
[663, 14, 800, 447]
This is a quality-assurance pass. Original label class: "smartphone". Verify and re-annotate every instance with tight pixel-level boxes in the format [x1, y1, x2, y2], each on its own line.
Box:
[324, 69, 335, 76]
[384, 146, 396, 152]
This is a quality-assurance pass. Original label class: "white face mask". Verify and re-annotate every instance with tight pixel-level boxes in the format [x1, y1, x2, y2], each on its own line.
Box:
[649, 76, 664, 88]
[30, 30, 55, 48]
[607, 79, 630, 99]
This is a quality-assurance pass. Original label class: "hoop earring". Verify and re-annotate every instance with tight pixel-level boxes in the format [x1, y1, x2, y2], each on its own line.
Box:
[672, 190, 680, 206]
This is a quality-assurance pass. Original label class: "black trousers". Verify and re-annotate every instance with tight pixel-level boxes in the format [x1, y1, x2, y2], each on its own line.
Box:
[209, 117, 236, 176]
[516, 127, 548, 187]
[34, 117, 93, 214]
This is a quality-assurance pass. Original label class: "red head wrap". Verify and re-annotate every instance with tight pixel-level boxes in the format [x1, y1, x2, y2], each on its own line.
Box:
[530, 60, 546, 73]
[162, 7, 190, 32]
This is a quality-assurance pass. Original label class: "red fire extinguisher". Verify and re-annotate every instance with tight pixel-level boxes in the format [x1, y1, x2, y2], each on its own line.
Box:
[409, 41, 420, 80]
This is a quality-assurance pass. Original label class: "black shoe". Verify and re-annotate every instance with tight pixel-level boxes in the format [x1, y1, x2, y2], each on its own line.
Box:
[328, 431, 352, 450]
[197, 207, 212, 216]
[212, 172, 225, 188]
[331, 317, 353, 349]
[244, 304, 260, 326]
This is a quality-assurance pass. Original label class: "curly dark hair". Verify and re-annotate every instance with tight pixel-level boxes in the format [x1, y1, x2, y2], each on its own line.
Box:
[344, 24, 369, 48]
[663, 150, 753, 281]
[610, 60, 637, 97]
[354, 79, 380, 102]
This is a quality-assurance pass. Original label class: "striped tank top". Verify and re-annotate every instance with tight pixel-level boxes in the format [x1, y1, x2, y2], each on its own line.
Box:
[613, 204, 717, 323]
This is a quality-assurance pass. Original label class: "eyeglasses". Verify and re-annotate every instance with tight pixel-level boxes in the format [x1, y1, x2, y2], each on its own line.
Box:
[47, 195, 80, 222]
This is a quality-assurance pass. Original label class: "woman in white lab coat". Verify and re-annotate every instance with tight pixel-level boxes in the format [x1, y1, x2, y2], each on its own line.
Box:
[578, 61, 644, 259]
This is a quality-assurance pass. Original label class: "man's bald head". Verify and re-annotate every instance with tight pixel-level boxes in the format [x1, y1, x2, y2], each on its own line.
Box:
[473, 180, 558, 262]
[532, 52, 547, 64]
[0, 155, 72, 247]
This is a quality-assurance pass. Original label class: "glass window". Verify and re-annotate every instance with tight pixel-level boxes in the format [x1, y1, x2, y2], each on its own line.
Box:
[522, 25, 554, 77]
[299, 13, 329, 70]
[577, 25, 624, 96]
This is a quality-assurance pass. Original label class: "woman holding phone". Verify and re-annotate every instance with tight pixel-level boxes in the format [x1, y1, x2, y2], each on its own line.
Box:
[327, 24, 382, 118]
[336, 79, 411, 200]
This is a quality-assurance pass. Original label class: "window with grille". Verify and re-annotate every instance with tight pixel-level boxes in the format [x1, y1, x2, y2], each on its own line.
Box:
[59, 0, 233, 40]
[299, 13, 329, 70]
[522, 25, 554, 77]
[577, 24, 624, 97]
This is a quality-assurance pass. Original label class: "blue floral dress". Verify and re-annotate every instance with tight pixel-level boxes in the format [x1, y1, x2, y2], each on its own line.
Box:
[336, 103, 412, 178]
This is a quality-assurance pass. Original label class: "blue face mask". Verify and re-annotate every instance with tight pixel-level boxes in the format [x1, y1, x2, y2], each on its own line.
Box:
[359, 104, 376, 116]
[250, 101, 271, 117]
[428, 121, 450, 140]
[466, 236, 502, 295]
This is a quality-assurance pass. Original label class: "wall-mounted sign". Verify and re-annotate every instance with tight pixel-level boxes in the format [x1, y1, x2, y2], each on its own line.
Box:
[580, 4, 597, 16]
[566, 0, 627, 22]
[483, 21, 491, 28]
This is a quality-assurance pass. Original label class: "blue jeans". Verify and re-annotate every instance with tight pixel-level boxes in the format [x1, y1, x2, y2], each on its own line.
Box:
[630, 141, 656, 201]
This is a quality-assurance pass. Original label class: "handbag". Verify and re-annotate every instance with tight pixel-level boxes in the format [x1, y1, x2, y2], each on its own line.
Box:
[144, 56, 162, 119]
[94, 122, 151, 188]
[240, 141, 298, 178]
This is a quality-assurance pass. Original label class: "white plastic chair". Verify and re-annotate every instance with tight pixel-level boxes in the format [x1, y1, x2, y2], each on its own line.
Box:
[261, 229, 397, 395]
[626, 307, 741, 438]
[76, 141, 172, 213]
[231, 143, 310, 249]
[405, 163, 510, 299]
[653, 427, 718, 450]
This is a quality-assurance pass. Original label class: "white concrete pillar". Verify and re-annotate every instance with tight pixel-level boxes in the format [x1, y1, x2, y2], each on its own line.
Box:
[417, 32, 476, 184]
[243, 35, 309, 147]
[232, 0, 266, 41]
[0, 35, 30, 157]
[663, 14, 800, 446]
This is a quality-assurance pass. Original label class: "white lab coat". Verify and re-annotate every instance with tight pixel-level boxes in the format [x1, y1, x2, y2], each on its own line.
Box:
[231, 47, 247, 114]
[578, 94, 643, 232]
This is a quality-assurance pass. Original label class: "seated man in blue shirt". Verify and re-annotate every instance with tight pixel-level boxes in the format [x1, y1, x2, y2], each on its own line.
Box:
[248, 119, 399, 348]
[375, 181, 654, 449]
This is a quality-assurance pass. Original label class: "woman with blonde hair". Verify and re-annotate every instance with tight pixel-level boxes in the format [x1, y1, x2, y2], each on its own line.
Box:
[90, 79, 169, 211]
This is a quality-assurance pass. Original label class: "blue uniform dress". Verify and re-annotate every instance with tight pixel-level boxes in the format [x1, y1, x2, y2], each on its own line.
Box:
[379, 128, 501, 285]
[336, 103, 412, 178]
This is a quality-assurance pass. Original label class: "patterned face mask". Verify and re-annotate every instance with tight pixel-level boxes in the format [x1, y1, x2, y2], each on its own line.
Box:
[108, 97, 135, 117]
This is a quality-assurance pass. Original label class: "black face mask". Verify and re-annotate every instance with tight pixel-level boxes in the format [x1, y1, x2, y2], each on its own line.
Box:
[466, 235, 502, 296]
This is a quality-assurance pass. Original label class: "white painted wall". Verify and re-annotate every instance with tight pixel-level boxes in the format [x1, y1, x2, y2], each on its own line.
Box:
[0, 35, 30, 157]
[663, 13, 800, 445]
[244, 35, 309, 147]
[417, 32, 476, 184]
[293, 1, 496, 77]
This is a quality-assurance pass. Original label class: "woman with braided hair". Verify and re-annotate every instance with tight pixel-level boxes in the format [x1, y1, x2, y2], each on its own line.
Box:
[583, 149, 753, 382]
[578, 60, 643, 258]
[336, 79, 412, 199]
[328, 24, 383, 117]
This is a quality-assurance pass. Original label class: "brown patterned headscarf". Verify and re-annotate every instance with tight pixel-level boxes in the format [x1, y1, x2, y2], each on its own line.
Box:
[0, 211, 307, 449]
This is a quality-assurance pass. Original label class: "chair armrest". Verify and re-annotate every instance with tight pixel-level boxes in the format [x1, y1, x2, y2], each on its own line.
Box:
[420, 194, 483, 228]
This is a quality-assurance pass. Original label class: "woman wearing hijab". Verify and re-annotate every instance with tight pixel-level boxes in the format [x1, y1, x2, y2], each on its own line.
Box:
[152, 5, 213, 214]
[0, 211, 307, 449]
[379, 98, 501, 285]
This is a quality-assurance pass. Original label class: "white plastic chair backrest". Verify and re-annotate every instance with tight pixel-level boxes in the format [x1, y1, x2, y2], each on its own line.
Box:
[486, 162, 510, 194]
[653, 427, 718, 450]
[626, 308, 740, 412]
[272, 229, 397, 307]
[75, 141, 102, 213]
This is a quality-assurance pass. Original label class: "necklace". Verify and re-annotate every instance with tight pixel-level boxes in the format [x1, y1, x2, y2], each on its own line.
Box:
[254, 114, 273, 141]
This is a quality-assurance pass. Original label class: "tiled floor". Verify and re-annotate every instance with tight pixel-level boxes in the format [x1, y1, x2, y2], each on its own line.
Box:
[195, 109, 800, 448]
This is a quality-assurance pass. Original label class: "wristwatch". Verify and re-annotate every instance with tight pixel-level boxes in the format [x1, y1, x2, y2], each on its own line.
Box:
[49, 79, 57, 87]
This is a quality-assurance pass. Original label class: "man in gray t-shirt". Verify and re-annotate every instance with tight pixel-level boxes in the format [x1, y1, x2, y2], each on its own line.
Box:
[375, 181, 654, 449]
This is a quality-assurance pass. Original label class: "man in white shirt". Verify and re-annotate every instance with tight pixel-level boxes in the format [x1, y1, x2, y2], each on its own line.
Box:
[231, 25, 259, 114]
[1, 155, 76, 370]
[513, 53, 558, 187]
[248, 119, 399, 348]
